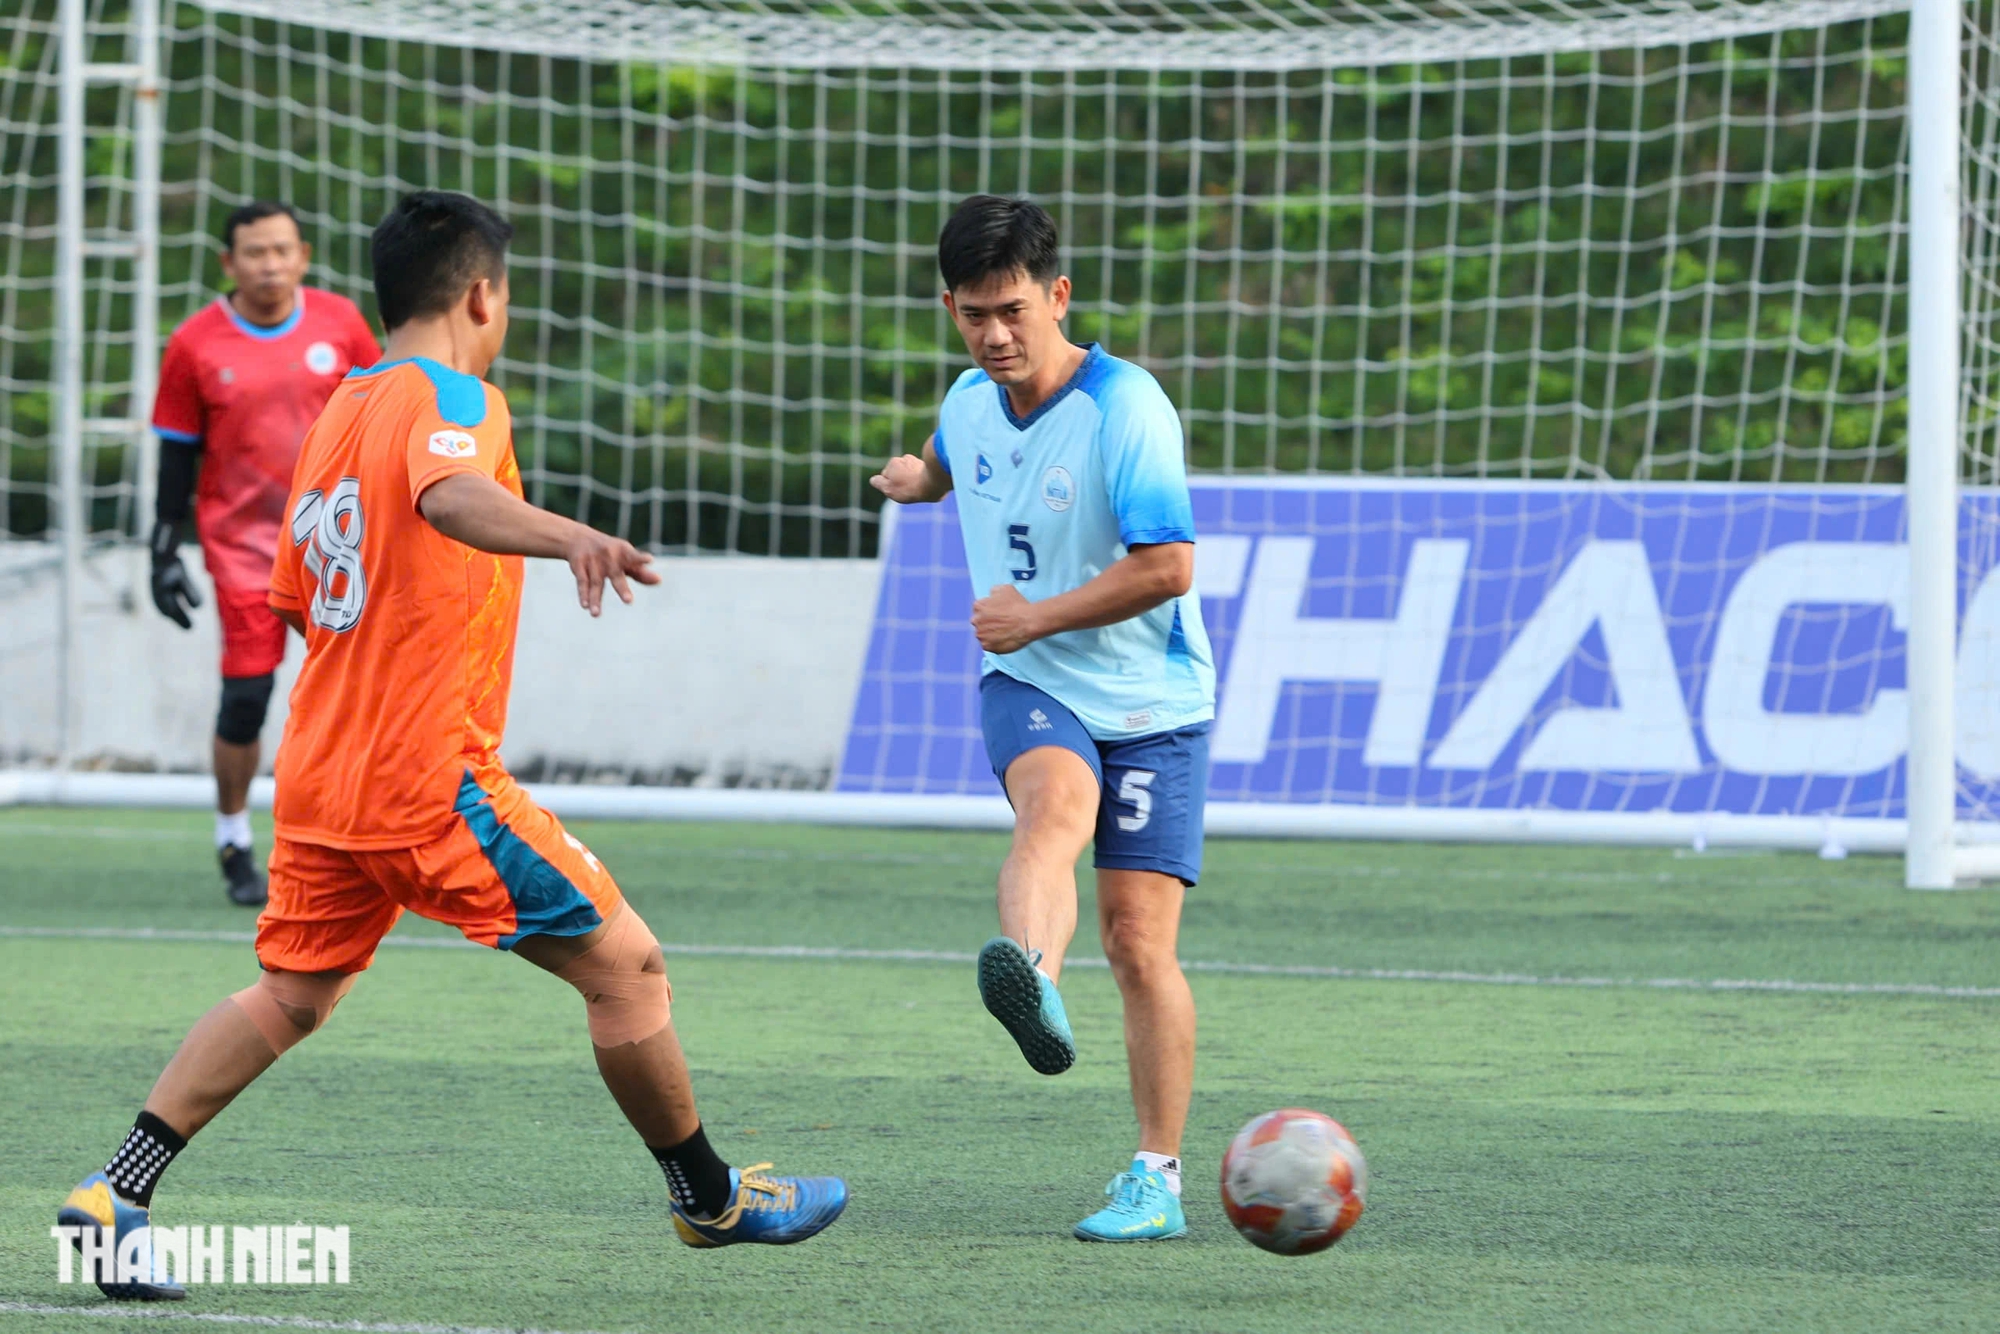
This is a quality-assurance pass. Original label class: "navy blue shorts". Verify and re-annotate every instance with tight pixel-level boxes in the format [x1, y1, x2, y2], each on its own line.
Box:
[979, 671, 1209, 886]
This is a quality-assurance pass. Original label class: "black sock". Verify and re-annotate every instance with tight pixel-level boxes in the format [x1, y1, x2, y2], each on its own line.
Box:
[648, 1124, 733, 1219]
[103, 1111, 187, 1207]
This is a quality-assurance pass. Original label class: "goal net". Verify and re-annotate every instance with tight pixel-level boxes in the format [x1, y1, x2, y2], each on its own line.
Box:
[4, 0, 1999, 867]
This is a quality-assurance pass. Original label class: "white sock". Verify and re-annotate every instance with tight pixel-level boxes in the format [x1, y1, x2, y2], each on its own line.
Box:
[215, 809, 252, 850]
[1135, 1151, 1182, 1196]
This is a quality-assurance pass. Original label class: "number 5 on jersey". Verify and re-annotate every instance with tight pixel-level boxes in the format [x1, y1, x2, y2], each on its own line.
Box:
[291, 477, 368, 632]
[1008, 523, 1036, 582]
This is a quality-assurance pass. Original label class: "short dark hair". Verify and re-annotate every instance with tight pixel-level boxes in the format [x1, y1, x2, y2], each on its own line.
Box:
[937, 195, 1060, 294]
[222, 201, 301, 251]
[369, 191, 514, 331]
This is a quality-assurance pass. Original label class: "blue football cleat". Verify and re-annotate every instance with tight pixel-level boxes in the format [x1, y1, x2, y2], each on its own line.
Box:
[977, 937, 1075, 1075]
[56, 1172, 186, 1300]
[1074, 1159, 1188, 1242]
[671, 1164, 848, 1247]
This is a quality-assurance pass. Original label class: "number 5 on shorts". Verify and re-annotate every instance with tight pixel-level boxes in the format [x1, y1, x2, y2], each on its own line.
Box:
[1115, 769, 1156, 833]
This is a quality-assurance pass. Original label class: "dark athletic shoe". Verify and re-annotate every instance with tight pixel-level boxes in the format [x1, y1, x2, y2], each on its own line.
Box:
[977, 936, 1076, 1075]
[220, 843, 266, 907]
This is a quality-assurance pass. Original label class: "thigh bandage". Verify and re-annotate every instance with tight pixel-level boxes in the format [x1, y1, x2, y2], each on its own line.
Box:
[554, 907, 672, 1048]
[231, 969, 356, 1055]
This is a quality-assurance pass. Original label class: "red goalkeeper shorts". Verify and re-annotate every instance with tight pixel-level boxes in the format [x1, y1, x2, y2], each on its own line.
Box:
[215, 582, 288, 678]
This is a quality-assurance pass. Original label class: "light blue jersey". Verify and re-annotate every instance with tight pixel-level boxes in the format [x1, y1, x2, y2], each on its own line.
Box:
[933, 343, 1216, 740]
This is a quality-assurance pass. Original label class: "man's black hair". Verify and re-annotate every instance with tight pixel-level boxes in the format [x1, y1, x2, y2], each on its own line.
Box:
[221, 201, 302, 251]
[937, 195, 1060, 294]
[369, 191, 514, 331]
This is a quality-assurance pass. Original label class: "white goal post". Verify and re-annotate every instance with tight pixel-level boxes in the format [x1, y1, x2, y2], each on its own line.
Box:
[12, 0, 2000, 883]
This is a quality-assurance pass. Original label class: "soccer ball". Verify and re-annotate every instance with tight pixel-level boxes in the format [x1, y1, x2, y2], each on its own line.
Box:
[1220, 1108, 1367, 1255]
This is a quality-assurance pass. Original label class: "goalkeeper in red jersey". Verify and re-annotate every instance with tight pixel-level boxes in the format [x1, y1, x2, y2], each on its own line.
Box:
[148, 201, 381, 905]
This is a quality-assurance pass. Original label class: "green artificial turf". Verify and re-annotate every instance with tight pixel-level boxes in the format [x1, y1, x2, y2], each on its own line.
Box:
[0, 808, 1996, 1333]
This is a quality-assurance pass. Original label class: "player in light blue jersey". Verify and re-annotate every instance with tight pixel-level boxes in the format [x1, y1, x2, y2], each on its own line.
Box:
[872, 196, 1215, 1242]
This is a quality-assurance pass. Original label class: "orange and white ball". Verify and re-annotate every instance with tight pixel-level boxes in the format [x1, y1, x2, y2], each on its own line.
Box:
[1220, 1108, 1367, 1254]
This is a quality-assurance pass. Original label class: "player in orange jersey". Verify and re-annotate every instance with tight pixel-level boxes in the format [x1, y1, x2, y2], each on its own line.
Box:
[57, 193, 845, 1301]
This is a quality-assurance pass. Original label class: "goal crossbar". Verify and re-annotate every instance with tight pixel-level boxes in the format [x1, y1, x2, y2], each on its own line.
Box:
[195, 0, 1917, 70]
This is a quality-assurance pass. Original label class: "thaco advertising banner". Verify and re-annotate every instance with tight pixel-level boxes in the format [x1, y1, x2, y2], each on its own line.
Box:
[842, 480, 2000, 826]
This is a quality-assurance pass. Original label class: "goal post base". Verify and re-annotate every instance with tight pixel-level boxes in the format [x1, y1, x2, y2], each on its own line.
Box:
[1940, 843, 2000, 888]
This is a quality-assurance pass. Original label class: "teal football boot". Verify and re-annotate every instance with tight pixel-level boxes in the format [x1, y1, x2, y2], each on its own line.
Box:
[977, 937, 1075, 1075]
[1073, 1159, 1188, 1242]
[56, 1172, 186, 1300]
[671, 1164, 848, 1247]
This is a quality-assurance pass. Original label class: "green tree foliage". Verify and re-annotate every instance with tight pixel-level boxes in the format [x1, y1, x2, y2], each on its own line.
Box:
[0, 4, 1918, 554]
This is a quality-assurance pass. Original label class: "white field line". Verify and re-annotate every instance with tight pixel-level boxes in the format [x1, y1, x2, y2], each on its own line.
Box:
[0, 821, 1899, 888]
[1, 924, 1995, 999]
[0, 823, 211, 841]
[0, 1300, 620, 1334]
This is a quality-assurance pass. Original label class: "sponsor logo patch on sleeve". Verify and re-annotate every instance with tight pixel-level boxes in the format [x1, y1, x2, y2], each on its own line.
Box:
[428, 429, 478, 459]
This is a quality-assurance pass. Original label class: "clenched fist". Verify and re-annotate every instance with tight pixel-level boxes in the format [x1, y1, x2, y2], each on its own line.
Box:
[972, 584, 1045, 654]
[870, 453, 935, 504]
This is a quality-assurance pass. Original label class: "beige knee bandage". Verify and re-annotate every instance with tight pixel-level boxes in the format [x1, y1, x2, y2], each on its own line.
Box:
[555, 907, 672, 1048]
[231, 970, 357, 1056]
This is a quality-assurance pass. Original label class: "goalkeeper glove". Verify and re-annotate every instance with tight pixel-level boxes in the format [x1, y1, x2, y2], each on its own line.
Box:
[149, 521, 203, 629]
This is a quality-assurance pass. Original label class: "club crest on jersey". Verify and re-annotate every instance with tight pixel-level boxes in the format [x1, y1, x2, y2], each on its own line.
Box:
[427, 430, 477, 459]
[976, 453, 994, 485]
[1041, 466, 1074, 512]
[305, 341, 339, 375]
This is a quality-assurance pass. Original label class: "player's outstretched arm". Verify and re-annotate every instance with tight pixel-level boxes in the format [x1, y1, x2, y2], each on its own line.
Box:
[971, 541, 1193, 655]
[869, 434, 952, 504]
[419, 472, 661, 616]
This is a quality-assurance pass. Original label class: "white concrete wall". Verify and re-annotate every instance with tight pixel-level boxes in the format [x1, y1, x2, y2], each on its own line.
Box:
[0, 542, 882, 784]
[508, 555, 881, 784]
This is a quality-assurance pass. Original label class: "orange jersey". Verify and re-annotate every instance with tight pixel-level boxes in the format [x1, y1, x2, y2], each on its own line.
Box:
[269, 356, 524, 850]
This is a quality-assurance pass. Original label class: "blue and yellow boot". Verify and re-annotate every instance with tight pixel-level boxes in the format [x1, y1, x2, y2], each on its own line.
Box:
[670, 1164, 848, 1247]
[1073, 1159, 1188, 1242]
[977, 937, 1075, 1075]
[56, 1172, 186, 1300]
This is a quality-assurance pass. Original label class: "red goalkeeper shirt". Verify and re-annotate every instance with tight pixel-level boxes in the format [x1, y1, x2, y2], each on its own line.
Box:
[151, 288, 381, 594]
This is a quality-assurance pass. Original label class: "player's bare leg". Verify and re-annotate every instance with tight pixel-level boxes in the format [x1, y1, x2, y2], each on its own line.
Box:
[212, 726, 267, 906]
[514, 902, 847, 1246]
[979, 746, 1095, 1075]
[143, 1000, 279, 1134]
[1096, 868, 1194, 1158]
[58, 968, 353, 1298]
[996, 744, 1097, 979]
[144, 968, 350, 1134]
[213, 736, 258, 819]
[1068, 870, 1194, 1242]
[513, 919, 699, 1146]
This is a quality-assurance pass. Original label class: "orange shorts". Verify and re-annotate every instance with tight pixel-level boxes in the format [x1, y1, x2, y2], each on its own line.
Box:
[256, 775, 625, 974]
[215, 583, 289, 679]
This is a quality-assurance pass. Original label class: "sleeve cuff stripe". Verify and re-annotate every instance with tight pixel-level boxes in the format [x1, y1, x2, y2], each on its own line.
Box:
[1122, 527, 1196, 547]
[154, 427, 201, 444]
